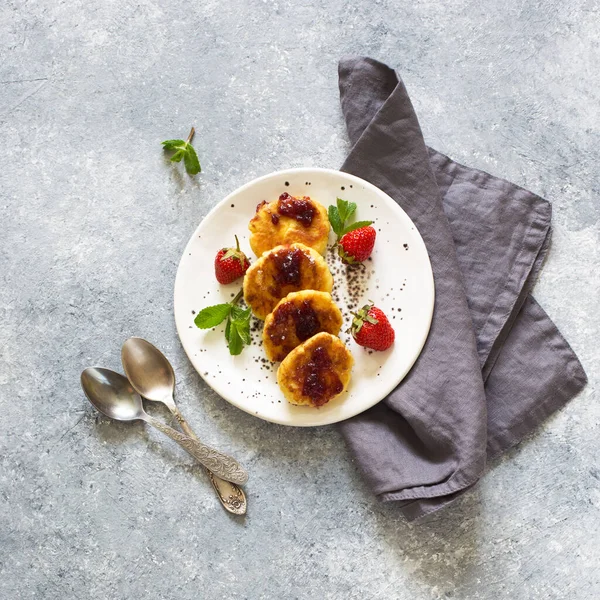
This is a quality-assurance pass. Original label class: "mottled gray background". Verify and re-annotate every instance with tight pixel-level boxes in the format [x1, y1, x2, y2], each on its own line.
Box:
[1, 0, 598, 598]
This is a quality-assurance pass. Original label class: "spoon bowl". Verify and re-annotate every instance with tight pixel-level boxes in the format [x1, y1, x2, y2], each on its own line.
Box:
[81, 365, 248, 486]
[121, 337, 175, 404]
[81, 367, 144, 422]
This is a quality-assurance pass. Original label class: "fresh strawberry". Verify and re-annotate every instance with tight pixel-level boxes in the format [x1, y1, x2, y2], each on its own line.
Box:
[214, 235, 250, 284]
[349, 302, 395, 351]
[338, 226, 376, 264]
[328, 197, 375, 264]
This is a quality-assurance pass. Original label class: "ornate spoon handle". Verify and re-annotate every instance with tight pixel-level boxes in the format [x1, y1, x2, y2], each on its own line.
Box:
[169, 404, 246, 515]
[205, 471, 246, 515]
[143, 415, 248, 485]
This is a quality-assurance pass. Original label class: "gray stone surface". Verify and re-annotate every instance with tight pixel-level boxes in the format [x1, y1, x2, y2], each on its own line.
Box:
[0, 0, 598, 598]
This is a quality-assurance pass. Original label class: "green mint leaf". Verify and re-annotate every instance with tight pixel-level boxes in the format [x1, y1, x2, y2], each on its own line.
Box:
[341, 220, 373, 235]
[194, 303, 232, 329]
[162, 139, 186, 150]
[237, 324, 251, 345]
[336, 198, 349, 223]
[328, 205, 343, 236]
[346, 202, 357, 221]
[163, 129, 201, 177]
[236, 309, 252, 331]
[227, 323, 244, 355]
[224, 316, 232, 342]
[183, 144, 201, 175]
[228, 305, 251, 351]
[170, 149, 185, 163]
[231, 306, 251, 345]
[231, 306, 251, 322]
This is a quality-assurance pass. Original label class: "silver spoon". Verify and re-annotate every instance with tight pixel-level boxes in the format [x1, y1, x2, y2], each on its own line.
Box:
[121, 337, 247, 515]
[81, 367, 248, 486]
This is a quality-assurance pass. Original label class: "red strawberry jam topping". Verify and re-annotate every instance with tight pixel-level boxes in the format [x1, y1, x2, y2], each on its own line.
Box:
[270, 300, 320, 344]
[277, 193, 315, 226]
[272, 247, 303, 288]
[301, 346, 343, 406]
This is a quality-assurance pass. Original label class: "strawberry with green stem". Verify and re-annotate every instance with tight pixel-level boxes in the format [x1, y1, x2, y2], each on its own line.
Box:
[349, 302, 395, 351]
[328, 198, 376, 264]
[214, 235, 250, 284]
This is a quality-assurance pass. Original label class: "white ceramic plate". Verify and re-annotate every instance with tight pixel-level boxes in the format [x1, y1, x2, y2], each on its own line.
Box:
[174, 168, 434, 427]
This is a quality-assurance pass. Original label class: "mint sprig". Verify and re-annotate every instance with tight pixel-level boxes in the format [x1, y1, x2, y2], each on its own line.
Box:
[194, 290, 251, 355]
[194, 304, 231, 328]
[162, 127, 201, 175]
[328, 197, 372, 239]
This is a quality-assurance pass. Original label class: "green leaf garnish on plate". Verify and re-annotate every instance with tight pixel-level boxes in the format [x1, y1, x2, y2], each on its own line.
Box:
[328, 197, 371, 240]
[194, 290, 252, 355]
[194, 304, 232, 329]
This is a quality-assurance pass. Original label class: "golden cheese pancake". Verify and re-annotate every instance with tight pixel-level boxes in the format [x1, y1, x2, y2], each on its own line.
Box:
[277, 332, 353, 407]
[243, 243, 333, 320]
[249, 193, 330, 257]
[263, 291, 343, 362]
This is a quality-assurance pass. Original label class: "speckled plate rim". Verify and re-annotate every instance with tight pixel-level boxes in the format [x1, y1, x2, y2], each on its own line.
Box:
[174, 167, 435, 426]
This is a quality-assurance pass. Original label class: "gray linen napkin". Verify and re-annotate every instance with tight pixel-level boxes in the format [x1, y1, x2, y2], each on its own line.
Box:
[337, 57, 587, 520]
